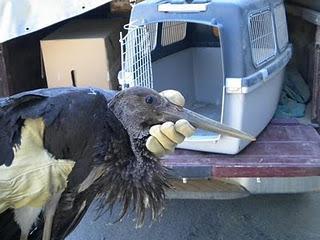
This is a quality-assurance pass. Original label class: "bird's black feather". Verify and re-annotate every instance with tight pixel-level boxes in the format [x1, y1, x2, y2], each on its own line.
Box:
[0, 87, 116, 166]
[0, 209, 21, 240]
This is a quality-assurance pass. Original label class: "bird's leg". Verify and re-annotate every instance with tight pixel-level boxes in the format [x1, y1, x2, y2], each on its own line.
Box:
[59, 200, 87, 238]
[42, 191, 62, 240]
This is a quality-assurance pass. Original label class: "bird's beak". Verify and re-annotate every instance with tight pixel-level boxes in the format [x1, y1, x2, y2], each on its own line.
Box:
[161, 105, 256, 141]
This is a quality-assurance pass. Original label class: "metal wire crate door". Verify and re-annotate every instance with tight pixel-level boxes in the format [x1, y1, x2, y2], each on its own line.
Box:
[119, 25, 153, 89]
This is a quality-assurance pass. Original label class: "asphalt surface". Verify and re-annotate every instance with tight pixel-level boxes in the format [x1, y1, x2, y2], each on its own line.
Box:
[67, 192, 320, 240]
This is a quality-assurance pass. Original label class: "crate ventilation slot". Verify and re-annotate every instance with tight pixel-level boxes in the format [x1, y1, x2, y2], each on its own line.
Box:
[146, 23, 158, 51]
[274, 4, 289, 51]
[161, 21, 187, 46]
[249, 9, 276, 67]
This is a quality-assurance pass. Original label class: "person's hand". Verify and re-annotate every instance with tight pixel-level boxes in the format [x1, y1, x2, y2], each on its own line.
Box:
[146, 90, 195, 156]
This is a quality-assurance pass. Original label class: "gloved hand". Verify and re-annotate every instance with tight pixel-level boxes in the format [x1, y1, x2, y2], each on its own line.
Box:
[146, 90, 195, 156]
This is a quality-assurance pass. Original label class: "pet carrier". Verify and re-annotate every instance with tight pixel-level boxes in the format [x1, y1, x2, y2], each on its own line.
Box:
[118, 0, 292, 154]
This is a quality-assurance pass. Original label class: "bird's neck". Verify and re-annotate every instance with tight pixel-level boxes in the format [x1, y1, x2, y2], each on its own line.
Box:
[122, 123, 152, 162]
[108, 106, 152, 161]
[98, 108, 169, 225]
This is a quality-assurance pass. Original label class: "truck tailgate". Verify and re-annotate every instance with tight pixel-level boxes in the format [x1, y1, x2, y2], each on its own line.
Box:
[163, 119, 320, 197]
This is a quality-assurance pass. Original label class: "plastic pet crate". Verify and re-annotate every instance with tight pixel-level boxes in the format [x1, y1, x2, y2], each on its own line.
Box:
[118, 0, 292, 154]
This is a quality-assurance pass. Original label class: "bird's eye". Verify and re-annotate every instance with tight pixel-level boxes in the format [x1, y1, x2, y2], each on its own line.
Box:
[145, 95, 154, 104]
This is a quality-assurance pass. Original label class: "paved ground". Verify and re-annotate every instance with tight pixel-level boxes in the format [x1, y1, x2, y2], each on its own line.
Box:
[68, 193, 320, 240]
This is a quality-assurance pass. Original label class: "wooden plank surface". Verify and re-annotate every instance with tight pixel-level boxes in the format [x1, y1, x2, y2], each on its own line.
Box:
[163, 119, 320, 178]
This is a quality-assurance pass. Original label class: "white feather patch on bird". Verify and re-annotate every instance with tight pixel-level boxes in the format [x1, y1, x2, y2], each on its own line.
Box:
[14, 206, 42, 240]
[88, 88, 97, 95]
[0, 118, 75, 214]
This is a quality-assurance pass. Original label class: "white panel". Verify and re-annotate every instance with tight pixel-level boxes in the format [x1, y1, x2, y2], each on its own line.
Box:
[152, 48, 223, 137]
[192, 47, 223, 105]
[152, 48, 195, 101]
[0, 0, 111, 43]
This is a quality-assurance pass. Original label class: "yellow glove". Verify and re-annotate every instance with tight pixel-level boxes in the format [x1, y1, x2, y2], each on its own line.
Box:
[146, 90, 195, 156]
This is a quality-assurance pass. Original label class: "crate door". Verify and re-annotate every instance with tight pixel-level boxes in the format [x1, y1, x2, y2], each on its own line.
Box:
[119, 25, 154, 89]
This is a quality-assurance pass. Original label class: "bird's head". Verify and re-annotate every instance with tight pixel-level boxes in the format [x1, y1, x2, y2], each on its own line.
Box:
[109, 87, 174, 138]
[109, 86, 255, 141]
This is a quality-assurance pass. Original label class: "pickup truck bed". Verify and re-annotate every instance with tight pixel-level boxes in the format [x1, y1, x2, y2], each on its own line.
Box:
[164, 119, 320, 198]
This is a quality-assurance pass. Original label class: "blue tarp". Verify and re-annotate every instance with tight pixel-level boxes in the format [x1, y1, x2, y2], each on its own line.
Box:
[275, 67, 310, 118]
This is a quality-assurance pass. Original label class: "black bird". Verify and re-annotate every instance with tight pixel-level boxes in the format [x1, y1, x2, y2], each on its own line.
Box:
[0, 86, 254, 240]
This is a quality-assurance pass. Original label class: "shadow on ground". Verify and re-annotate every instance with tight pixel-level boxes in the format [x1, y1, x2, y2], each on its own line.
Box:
[67, 193, 320, 240]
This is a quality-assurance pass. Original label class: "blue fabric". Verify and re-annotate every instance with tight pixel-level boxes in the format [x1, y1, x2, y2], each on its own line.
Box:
[275, 67, 310, 118]
[275, 92, 306, 118]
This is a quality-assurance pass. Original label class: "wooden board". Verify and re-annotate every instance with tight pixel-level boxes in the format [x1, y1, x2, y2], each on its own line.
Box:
[163, 119, 320, 178]
[0, 34, 47, 97]
[166, 179, 250, 199]
[0, 44, 9, 97]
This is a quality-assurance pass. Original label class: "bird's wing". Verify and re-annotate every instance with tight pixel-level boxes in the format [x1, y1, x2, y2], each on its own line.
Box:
[0, 87, 116, 167]
[0, 87, 119, 239]
[50, 185, 98, 239]
[38, 89, 121, 239]
[0, 88, 78, 167]
[45, 93, 123, 239]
